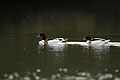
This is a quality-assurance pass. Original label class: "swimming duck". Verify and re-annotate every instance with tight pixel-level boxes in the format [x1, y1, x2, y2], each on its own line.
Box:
[37, 33, 67, 46]
[83, 36, 110, 45]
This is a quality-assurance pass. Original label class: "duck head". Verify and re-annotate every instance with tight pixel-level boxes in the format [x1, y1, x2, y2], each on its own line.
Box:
[83, 36, 92, 44]
[83, 36, 92, 41]
[37, 33, 47, 40]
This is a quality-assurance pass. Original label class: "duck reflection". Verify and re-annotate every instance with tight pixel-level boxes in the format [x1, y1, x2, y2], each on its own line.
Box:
[38, 43, 67, 54]
[83, 43, 109, 52]
[37, 44, 66, 71]
[83, 45, 110, 69]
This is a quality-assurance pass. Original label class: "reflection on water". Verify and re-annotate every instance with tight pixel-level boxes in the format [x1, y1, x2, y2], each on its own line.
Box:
[84, 45, 110, 54]
[37, 44, 66, 77]
[82, 45, 110, 71]
[37, 44, 66, 65]
[38, 44, 67, 53]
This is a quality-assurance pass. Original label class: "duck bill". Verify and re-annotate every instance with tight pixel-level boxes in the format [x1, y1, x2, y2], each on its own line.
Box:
[83, 37, 86, 40]
[37, 34, 40, 38]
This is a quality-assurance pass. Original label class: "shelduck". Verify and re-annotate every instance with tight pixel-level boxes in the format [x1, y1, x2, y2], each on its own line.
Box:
[37, 33, 67, 46]
[83, 36, 110, 45]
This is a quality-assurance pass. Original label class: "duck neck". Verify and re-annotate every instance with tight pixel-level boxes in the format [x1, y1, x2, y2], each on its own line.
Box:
[42, 36, 46, 40]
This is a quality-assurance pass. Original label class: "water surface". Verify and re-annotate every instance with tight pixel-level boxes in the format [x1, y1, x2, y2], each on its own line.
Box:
[0, 6, 120, 80]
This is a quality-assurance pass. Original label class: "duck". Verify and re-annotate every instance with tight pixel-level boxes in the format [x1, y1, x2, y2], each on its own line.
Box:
[83, 36, 110, 45]
[37, 33, 67, 46]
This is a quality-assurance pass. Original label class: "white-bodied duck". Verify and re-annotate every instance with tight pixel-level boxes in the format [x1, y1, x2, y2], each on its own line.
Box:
[83, 36, 110, 45]
[67, 36, 110, 46]
[37, 33, 67, 46]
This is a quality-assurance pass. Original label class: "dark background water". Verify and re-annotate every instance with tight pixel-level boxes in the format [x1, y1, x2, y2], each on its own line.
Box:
[0, 0, 120, 35]
[0, 0, 120, 79]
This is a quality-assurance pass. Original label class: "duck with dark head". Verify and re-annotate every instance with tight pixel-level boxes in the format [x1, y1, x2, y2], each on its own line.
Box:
[37, 33, 48, 45]
[83, 36, 92, 44]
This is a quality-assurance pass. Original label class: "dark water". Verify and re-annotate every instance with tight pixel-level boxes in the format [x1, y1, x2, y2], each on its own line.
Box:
[0, 33, 120, 79]
[0, 6, 120, 80]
